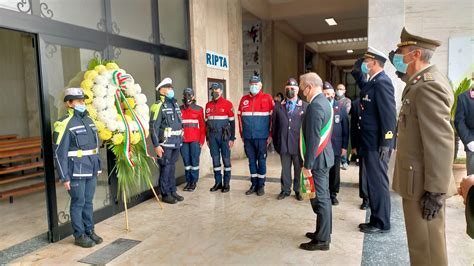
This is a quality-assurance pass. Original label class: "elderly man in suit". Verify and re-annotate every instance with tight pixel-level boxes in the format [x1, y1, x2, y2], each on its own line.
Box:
[298, 72, 334, 251]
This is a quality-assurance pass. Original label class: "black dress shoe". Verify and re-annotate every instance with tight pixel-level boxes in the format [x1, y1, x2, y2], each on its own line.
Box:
[360, 225, 390, 234]
[256, 186, 265, 196]
[331, 197, 339, 206]
[222, 184, 230, 193]
[299, 239, 330, 251]
[277, 191, 288, 200]
[360, 199, 369, 210]
[210, 183, 223, 192]
[245, 185, 256, 195]
[74, 234, 95, 248]
[162, 195, 177, 204]
[358, 223, 371, 230]
[305, 232, 316, 239]
[295, 192, 303, 201]
[183, 183, 191, 191]
[171, 192, 184, 201]
[188, 182, 196, 191]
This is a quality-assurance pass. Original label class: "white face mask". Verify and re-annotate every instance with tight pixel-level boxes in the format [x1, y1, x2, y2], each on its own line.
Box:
[336, 90, 344, 97]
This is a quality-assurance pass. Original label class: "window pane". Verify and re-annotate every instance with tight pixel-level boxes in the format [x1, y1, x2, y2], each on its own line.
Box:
[158, 0, 188, 49]
[0, 0, 32, 14]
[114, 48, 158, 193]
[39, 0, 104, 31]
[111, 0, 153, 42]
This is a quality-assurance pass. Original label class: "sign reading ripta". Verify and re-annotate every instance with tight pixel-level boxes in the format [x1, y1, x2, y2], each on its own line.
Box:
[206, 50, 229, 70]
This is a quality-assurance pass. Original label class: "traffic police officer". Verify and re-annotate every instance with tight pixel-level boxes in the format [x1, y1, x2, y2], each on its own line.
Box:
[454, 85, 474, 175]
[180, 88, 206, 192]
[272, 78, 307, 201]
[323, 82, 349, 206]
[391, 27, 457, 265]
[238, 76, 274, 196]
[205, 83, 236, 192]
[150, 77, 184, 204]
[351, 47, 397, 234]
[53, 87, 103, 248]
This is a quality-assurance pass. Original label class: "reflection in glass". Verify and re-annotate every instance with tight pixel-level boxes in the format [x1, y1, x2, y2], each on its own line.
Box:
[111, 0, 153, 42]
[39, 0, 104, 30]
[158, 0, 188, 49]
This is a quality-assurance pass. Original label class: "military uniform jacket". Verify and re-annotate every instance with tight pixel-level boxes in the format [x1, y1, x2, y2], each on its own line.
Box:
[331, 100, 349, 156]
[454, 90, 474, 151]
[272, 98, 308, 155]
[150, 95, 183, 149]
[351, 70, 397, 155]
[53, 109, 101, 182]
[393, 65, 456, 201]
[302, 93, 334, 170]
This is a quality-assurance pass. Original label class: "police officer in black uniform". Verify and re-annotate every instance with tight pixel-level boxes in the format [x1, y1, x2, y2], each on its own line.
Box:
[150, 77, 184, 204]
[351, 47, 397, 234]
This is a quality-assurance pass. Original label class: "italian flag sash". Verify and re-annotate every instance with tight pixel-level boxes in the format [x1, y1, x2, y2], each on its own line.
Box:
[299, 102, 334, 200]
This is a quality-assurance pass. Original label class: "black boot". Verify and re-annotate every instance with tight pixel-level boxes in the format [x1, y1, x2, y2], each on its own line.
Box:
[222, 183, 230, 193]
[360, 198, 369, 210]
[210, 182, 223, 192]
[183, 182, 191, 191]
[257, 186, 265, 196]
[162, 195, 178, 204]
[86, 230, 103, 244]
[188, 182, 196, 192]
[171, 192, 184, 201]
[245, 185, 256, 195]
[74, 234, 95, 248]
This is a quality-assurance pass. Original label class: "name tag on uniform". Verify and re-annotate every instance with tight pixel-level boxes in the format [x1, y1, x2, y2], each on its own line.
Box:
[334, 115, 340, 123]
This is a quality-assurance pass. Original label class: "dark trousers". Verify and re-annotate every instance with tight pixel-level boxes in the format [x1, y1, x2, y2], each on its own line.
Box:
[361, 150, 391, 230]
[244, 139, 268, 187]
[180, 141, 201, 183]
[158, 147, 180, 196]
[310, 167, 332, 242]
[69, 177, 96, 238]
[209, 135, 231, 185]
[329, 155, 341, 199]
[359, 154, 369, 201]
[280, 153, 301, 194]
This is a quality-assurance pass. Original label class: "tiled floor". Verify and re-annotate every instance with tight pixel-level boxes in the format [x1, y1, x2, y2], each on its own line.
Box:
[8, 153, 474, 265]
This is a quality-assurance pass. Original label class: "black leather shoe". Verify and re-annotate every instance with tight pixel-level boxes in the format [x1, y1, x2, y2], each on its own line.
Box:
[305, 232, 316, 239]
[360, 199, 369, 210]
[86, 230, 103, 244]
[277, 191, 288, 200]
[188, 182, 196, 192]
[358, 223, 371, 230]
[74, 234, 95, 248]
[162, 195, 178, 204]
[222, 184, 230, 193]
[183, 183, 191, 191]
[171, 192, 184, 201]
[245, 185, 256, 195]
[295, 192, 303, 201]
[299, 239, 330, 251]
[210, 183, 223, 192]
[331, 197, 339, 206]
[360, 225, 390, 234]
[256, 186, 265, 196]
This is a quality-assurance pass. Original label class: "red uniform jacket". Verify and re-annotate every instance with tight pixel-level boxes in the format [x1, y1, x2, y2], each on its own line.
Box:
[180, 103, 206, 145]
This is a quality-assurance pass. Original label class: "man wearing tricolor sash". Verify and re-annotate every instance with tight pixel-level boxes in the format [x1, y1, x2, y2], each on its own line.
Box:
[298, 73, 334, 251]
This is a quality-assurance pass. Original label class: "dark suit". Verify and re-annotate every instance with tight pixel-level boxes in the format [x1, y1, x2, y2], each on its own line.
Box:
[351, 69, 397, 230]
[329, 100, 349, 199]
[302, 93, 334, 242]
[272, 98, 308, 194]
[351, 98, 368, 201]
[454, 90, 474, 175]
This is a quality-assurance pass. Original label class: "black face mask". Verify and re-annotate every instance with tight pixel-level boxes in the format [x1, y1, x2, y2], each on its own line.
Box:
[211, 91, 220, 100]
[182, 93, 193, 105]
[286, 89, 296, 99]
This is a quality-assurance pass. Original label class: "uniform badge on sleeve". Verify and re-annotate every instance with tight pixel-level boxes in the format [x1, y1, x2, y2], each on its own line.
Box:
[334, 115, 340, 123]
[385, 131, 393, 140]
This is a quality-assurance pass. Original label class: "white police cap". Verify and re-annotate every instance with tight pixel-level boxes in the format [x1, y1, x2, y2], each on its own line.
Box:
[156, 77, 173, 91]
[364, 46, 388, 63]
[64, 87, 87, 102]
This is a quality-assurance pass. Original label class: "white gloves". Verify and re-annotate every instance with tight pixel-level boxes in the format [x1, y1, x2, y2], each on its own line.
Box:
[467, 141, 474, 152]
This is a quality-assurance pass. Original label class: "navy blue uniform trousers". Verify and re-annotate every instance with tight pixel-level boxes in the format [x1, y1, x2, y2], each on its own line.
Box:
[209, 135, 231, 185]
[69, 177, 96, 238]
[158, 147, 180, 196]
[244, 138, 267, 187]
[180, 141, 201, 183]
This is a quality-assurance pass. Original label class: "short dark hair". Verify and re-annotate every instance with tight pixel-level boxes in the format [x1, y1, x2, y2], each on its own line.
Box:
[375, 59, 385, 68]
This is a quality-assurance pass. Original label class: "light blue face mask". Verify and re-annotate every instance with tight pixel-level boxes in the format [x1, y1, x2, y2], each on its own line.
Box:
[392, 50, 416, 74]
[166, 89, 175, 99]
[249, 84, 260, 94]
[74, 104, 87, 113]
[361, 62, 370, 74]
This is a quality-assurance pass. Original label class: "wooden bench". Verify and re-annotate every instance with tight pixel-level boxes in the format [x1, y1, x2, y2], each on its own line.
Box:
[0, 134, 18, 141]
[0, 136, 44, 203]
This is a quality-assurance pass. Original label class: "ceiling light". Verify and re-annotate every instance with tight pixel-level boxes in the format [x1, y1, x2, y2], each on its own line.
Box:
[325, 18, 337, 26]
[347, 50, 354, 53]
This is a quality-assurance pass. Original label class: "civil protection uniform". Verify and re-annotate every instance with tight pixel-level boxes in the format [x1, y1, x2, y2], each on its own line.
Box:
[150, 94, 183, 198]
[238, 88, 274, 190]
[180, 101, 206, 186]
[392, 27, 457, 266]
[351, 47, 397, 231]
[53, 93, 101, 239]
[205, 95, 236, 187]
